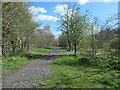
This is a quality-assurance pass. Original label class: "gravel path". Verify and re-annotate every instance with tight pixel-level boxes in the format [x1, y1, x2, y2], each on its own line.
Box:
[2, 48, 66, 88]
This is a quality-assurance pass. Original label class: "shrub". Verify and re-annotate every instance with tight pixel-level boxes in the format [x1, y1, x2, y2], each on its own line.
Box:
[78, 57, 90, 65]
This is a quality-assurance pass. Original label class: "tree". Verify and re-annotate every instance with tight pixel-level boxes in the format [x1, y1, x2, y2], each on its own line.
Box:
[58, 3, 75, 51]
[58, 3, 91, 55]
[37, 25, 55, 48]
[2, 2, 38, 55]
[58, 34, 68, 48]
[90, 17, 100, 56]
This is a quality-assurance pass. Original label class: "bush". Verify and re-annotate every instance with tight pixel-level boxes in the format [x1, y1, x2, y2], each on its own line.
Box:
[78, 57, 90, 65]
[108, 58, 120, 70]
[89, 74, 118, 88]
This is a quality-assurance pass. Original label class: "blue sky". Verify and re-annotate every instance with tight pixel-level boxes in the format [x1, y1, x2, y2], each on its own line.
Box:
[27, 2, 118, 38]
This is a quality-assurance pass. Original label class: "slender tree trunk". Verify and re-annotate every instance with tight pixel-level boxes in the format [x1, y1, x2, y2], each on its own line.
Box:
[100, 30, 103, 49]
[68, 39, 71, 51]
[92, 30, 95, 57]
[2, 44, 4, 55]
[74, 42, 77, 56]
[118, 32, 120, 57]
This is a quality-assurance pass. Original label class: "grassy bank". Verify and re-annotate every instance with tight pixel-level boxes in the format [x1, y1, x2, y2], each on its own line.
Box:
[3, 48, 51, 72]
[38, 52, 119, 88]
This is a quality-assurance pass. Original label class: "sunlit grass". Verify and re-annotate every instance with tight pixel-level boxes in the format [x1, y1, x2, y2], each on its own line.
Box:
[38, 52, 119, 88]
[2, 48, 51, 72]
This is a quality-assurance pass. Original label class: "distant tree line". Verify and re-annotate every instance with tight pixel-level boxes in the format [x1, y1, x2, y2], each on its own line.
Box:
[2, 2, 56, 56]
[35, 25, 57, 49]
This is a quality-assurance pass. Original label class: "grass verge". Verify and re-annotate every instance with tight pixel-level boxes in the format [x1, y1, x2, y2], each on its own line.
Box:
[37, 52, 119, 88]
[2, 48, 51, 72]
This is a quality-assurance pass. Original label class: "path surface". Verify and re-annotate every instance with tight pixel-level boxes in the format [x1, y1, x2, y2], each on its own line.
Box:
[2, 48, 66, 88]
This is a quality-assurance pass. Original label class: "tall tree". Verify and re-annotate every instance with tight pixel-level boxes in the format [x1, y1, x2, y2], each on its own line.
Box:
[58, 3, 91, 55]
[2, 2, 38, 55]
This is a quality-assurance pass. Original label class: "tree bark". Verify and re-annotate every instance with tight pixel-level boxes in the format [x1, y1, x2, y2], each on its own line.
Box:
[68, 39, 71, 51]
[74, 42, 77, 56]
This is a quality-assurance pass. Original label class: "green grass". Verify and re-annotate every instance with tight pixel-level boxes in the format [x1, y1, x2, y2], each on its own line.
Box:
[37, 52, 119, 88]
[79, 49, 118, 55]
[59, 47, 68, 51]
[2, 48, 51, 72]
[23, 48, 51, 59]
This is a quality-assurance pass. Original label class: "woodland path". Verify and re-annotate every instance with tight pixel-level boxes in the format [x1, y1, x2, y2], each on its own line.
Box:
[2, 48, 66, 88]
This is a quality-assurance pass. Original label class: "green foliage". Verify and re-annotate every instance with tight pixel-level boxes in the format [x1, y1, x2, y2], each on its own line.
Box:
[58, 34, 68, 48]
[58, 3, 91, 55]
[2, 3, 56, 56]
[103, 38, 118, 49]
[109, 38, 119, 49]
[37, 52, 119, 88]
[77, 57, 91, 65]
[3, 56, 29, 71]
[23, 48, 51, 59]
[2, 2, 38, 55]
[36, 25, 56, 48]
[89, 74, 118, 88]
[108, 58, 120, 70]
[3, 48, 51, 72]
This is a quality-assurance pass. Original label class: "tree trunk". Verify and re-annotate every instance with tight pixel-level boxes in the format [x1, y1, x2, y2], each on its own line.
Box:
[2, 44, 4, 55]
[74, 43, 77, 56]
[92, 30, 95, 57]
[68, 39, 71, 51]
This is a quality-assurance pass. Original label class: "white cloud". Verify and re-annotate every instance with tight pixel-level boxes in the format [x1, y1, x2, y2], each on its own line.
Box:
[104, 0, 111, 2]
[36, 27, 44, 29]
[104, 0, 118, 2]
[33, 14, 58, 22]
[54, 4, 74, 16]
[78, 0, 89, 5]
[78, 0, 116, 4]
[40, 27, 44, 29]
[29, 6, 58, 22]
[29, 6, 47, 16]
[54, 4, 68, 16]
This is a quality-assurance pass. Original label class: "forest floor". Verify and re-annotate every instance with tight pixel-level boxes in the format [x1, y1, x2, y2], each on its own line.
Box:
[2, 47, 66, 88]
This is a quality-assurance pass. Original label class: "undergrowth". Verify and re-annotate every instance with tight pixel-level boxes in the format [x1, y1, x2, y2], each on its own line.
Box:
[2, 48, 51, 73]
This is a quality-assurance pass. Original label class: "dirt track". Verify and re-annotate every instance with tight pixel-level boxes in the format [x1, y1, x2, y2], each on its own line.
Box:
[2, 48, 66, 88]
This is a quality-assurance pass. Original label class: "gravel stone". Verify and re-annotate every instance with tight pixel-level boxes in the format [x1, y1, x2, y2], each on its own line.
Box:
[2, 48, 66, 88]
